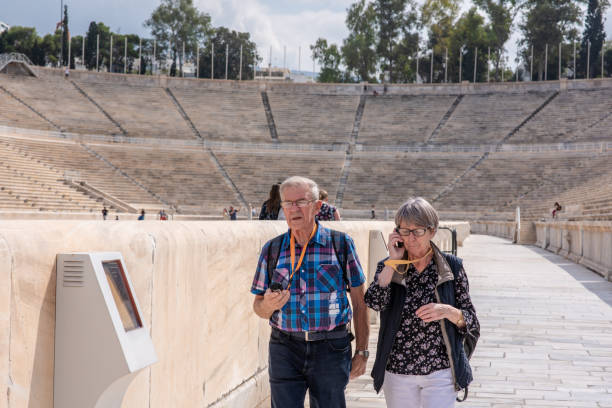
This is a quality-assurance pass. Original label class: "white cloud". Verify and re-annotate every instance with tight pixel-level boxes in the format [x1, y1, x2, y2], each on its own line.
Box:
[196, 0, 347, 71]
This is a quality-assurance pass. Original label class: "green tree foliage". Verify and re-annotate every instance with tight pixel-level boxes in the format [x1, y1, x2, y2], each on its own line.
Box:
[198, 27, 259, 79]
[144, 0, 212, 76]
[519, 0, 581, 81]
[447, 8, 491, 82]
[0, 26, 40, 59]
[474, 0, 516, 80]
[420, 0, 460, 82]
[342, 0, 378, 82]
[61, 5, 69, 67]
[311, 38, 344, 83]
[577, 0, 609, 78]
[375, 0, 419, 82]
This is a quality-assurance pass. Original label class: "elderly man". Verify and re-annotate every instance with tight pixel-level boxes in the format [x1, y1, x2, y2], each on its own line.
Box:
[251, 176, 369, 408]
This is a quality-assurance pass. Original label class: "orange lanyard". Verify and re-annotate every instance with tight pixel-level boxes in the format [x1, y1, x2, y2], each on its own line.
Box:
[288, 223, 317, 290]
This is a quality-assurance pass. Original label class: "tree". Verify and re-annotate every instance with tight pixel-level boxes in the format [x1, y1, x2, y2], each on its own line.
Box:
[61, 5, 69, 67]
[84, 22, 99, 70]
[447, 8, 491, 82]
[474, 0, 516, 81]
[420, 0, 461, 82]
[577, 0, 609, 78]
[144, 0, 212, 76]
[198, 27, 259, 80]
[518, 0, 582, 81]
[311, 38, 344, 83]
[342, 0, 378, 82]
[0, 26, 40, 60]
[375, 0, 419, 82]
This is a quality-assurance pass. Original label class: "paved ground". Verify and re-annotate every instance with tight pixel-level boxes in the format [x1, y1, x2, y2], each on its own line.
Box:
[345, 234, 612, 408]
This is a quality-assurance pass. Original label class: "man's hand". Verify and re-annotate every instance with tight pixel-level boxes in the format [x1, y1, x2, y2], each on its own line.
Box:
[349, 354, 367, 379]
[253, 289, 290, 319]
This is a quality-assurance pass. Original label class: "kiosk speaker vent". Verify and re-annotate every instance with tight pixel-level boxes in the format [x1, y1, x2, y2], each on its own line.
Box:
[62, 260, 84, 287]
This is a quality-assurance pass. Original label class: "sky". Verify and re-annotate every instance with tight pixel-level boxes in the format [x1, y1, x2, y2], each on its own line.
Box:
[2, 0, 612, 72]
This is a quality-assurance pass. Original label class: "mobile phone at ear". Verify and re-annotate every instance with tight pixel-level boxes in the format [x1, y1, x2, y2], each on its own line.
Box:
[394, 241, 404, 248]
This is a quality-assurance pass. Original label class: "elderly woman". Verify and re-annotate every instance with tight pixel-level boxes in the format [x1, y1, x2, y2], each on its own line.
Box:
[365, 197, 479, 408]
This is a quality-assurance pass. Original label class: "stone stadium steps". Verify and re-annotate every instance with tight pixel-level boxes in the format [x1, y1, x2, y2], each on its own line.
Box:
[511, 88, 612, 144]
[359, 94, 456, 145]
[340, 151, 482, 210]
[1, 136, 161, 207]
[73, 80, 196, 139]
[267, 93, 359, 144]
[0, 74, 117, 135]
[213, 150, 345, 208]
[0, 84, 57, 131]
[169, 86, 271, 143]
[0, 142, 103, 212]
[90, 144, 240, 213]
[435, 151, 605, 213]
[430, 92, 552, 145]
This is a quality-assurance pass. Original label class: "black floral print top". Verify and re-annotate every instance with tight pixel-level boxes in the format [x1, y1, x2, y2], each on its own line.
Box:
[364, 259, 478, 376]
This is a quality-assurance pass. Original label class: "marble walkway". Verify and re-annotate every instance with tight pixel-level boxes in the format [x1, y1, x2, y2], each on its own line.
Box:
[345, 234, 612, 408]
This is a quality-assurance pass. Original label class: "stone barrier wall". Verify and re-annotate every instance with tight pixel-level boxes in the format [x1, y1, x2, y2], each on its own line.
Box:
[31, 66, 612, 96]
[0, 220, 468, 407]
[534, 221, 612, 281]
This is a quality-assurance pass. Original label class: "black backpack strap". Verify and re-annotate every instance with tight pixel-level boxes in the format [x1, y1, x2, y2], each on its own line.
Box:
[330, 229, 350, 291]
[266, 234, 285, 287]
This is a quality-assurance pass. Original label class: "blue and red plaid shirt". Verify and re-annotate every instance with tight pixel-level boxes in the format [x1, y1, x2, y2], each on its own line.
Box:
[251, 223, 366, 332]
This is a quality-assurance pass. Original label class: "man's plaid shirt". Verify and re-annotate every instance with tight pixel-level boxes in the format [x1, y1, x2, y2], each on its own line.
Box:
[251, 223, 365, 332]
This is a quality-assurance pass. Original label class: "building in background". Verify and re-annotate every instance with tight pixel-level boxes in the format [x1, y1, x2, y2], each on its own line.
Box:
[0, 21, 10, 34]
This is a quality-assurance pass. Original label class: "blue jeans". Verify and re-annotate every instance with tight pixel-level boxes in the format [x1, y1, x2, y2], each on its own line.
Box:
[268, 329, 352, 408]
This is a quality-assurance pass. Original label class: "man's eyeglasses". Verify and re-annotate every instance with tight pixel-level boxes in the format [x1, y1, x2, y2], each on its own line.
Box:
[280, 199, 315, 208]
[395, 227, 429, 237]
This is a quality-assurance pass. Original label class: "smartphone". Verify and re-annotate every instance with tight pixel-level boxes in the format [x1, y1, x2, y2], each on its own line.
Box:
[393, 228, 404, 248]
[269, 282, 283, 292]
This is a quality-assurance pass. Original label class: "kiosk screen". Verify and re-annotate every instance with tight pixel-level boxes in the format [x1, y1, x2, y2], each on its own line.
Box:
[102, 260, 142, 331]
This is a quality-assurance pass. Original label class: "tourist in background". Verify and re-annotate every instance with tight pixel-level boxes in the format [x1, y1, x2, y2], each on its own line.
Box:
[365, 197, 479, 408]
[371, 205, 376, 219]
[137, 209, 145, 220]
[101, 206, 108, 220]
[315, 189, 341, 221]
[251, 176, 369, 408]
[552, 202, 562, 219]
[259, 184, 282, 220]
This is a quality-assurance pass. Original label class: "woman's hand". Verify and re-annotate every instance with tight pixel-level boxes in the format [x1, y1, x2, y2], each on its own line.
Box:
[416, 303, 457, 323]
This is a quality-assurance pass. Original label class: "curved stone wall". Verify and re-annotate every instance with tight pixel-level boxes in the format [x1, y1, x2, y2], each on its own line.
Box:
[0, 220, 469, 407]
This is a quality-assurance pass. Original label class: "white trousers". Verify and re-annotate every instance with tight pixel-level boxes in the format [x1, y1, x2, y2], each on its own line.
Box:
[382, 368, 456, 408]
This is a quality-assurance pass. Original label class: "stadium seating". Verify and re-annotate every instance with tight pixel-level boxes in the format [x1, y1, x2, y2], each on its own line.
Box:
[430, 92, 552, 145]
[73, 80, 196, 139]
[510, 88, 612, 144]
[266, 92, 359, 144]
[170, 86, 271, 142]
[0, 69, 611, 219]
[0, 74, 117, 134]
[0, 138, 102, 211]
[359, 95, 456, 145]
[88, 143, 239, 213]
[214, 149, 345, 206]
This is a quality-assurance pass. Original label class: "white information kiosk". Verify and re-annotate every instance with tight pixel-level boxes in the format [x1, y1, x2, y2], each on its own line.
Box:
[55, 252, 157, 408]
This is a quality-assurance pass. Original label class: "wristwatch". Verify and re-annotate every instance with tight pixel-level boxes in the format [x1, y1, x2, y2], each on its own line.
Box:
[355, 350, 369, 358]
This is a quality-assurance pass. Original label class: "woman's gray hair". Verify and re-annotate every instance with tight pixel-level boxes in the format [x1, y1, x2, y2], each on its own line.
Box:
[395, 197, 439, 231]
[280, 176, 319, 201]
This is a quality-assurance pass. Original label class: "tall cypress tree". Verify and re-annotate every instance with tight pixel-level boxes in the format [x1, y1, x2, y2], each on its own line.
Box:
[61, 5, 69, 66]
[578, 0, 607, 78]
[84, 22, 99, 70]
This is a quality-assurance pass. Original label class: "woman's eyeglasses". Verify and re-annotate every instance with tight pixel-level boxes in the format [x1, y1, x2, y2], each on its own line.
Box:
[395, 227, 429, 237]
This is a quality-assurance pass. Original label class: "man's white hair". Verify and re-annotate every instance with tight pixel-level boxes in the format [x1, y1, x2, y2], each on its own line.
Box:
[280, 176, 319, 201]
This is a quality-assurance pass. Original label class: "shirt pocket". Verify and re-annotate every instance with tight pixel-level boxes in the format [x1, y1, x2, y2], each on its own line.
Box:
[271, 268, 290, 290]
[315, 264, 342, 293]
